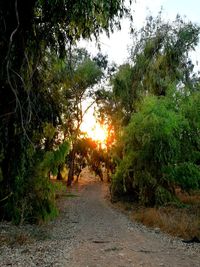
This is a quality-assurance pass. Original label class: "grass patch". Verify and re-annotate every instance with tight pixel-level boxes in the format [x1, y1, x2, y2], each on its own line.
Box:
[131, 206, 200, 239]
[51, 180, 79, 198]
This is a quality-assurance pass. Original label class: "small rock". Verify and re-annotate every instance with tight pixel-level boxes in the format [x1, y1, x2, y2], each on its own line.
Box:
[119, 252, 125, 257]
[154, 227, 160, 233]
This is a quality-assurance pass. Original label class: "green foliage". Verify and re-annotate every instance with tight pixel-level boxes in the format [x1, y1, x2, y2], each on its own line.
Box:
[165, 163, 200, 192]
[1, 0, 129, 222]
[69, 137, 106, 181]
[111, 92, 200, 206]
[111, 152, 134, 197]
[0, 0, 129, 221]
[17, 171, 58, 224]
[111, 96, 183, 205]
[88, 148, 105, 181]
[71, 138, 90, 179]
[97, 16, 200, 180]
[74, 59, 103, 87]
[35, 0, 131, 44]
[130, 14, 200, 96]
[58, 49, 105, 185]
[1, 140, 69, 224]
[42, 142, 69, 176]
[43, 123, 56, 141]
[111, 64, 134, 121]
[108, 15, 200, 207]
[180, 92, 200, 162]
[154, 186, 177, 206]
[127, 97, 184, 164]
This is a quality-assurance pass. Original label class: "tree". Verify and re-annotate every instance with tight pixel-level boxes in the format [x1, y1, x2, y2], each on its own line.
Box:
[55, 48, 104, 185]
[0, 0, 132, 222]
[112, 96, 183, 204]
[129, 14, 200, 97]
[107, 15, 200, 205]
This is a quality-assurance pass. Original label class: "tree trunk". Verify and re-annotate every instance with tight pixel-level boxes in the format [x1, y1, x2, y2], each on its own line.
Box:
[57, 165, 63, 180]
[67, 148, 75, 186]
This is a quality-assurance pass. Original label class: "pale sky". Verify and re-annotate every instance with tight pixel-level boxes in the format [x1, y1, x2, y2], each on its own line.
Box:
[80, 0, 200, 65]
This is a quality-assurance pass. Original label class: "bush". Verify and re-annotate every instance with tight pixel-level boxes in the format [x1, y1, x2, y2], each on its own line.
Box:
[1, 142, 69, 224]
[165, 163, 200, 193]
[111, 96, 186, 205]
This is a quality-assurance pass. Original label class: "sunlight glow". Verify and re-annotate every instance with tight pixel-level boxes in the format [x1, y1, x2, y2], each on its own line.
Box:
[81, 114, 108, 144]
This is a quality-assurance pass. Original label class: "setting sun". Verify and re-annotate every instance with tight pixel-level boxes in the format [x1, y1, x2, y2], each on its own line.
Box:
[90, 124, 108, 143]
[81, 113, 108, 144]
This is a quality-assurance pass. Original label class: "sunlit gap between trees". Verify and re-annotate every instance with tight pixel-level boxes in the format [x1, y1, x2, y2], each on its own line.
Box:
[80, 114, 109, 147]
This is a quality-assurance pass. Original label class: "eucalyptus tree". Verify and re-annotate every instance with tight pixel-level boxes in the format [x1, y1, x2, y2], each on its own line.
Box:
[100, 15, 200, 205]
[129, 14, 200, 97]
[99, 14, 200, 142]
[0, 0, 132, 222]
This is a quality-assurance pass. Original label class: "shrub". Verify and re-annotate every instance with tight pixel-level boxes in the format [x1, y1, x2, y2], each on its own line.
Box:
[2, 142, 69, 224]
[165, 163, 200, 193]
[111, 96, 186, 205]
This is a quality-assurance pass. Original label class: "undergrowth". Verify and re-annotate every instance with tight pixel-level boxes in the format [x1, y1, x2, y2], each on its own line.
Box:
[114, 190, 200, 239]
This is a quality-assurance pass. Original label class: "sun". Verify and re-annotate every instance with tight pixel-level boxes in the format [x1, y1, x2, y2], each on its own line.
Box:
[81, 114, 108, 144]
[90, 124, 108, 143]
[81, 122, 108, 143]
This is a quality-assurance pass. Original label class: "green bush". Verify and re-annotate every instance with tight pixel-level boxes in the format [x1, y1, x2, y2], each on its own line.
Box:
[155, 186, 177, 206]
[2, 141, 69, 224]
[165, 163, 200, 192]
[111, 96, 186, 205]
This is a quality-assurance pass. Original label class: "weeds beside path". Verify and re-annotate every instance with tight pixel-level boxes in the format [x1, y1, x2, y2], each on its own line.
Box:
[114, 192, 200, 240]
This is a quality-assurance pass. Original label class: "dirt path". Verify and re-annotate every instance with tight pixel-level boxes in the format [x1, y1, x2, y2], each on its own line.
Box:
[0, 175, 200, 266]
[64, 178, 200, 267]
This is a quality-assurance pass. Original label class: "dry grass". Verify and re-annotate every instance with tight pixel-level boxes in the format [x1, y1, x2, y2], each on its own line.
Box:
[114, 191, 200, 239]
[177, 190, 200, 205]
[131, 206, 200, 239]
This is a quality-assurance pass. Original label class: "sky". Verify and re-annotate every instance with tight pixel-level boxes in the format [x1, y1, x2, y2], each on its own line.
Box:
[80, 0, 200, 65]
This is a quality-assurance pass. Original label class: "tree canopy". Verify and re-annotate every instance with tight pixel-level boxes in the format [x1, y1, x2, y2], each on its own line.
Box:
[0, 0, 132, 223]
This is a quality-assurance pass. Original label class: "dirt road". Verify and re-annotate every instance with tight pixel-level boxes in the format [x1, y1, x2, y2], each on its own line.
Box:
[0, 176, 200, 266]
[65, 178, 200, 267]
